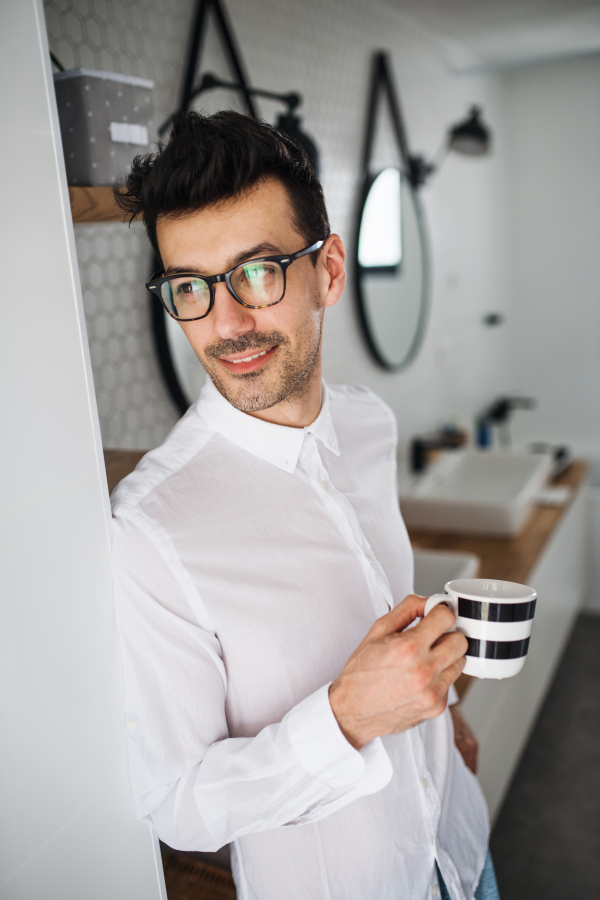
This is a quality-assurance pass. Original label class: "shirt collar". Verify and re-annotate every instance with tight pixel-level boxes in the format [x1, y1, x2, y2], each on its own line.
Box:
[195, 377, 340, 474]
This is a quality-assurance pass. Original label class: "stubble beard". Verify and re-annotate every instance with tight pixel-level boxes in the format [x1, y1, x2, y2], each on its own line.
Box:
[199, 314, 323, 413]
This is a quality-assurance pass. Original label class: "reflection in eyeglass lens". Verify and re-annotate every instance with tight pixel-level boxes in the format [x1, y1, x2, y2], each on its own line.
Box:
[232, 262, 283, 305]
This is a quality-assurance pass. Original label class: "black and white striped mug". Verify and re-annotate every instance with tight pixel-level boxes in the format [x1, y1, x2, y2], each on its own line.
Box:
[424, 578, 537, 679]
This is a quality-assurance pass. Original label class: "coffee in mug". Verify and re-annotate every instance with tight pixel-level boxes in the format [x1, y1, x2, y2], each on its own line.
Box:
[424, 578, 537, 679]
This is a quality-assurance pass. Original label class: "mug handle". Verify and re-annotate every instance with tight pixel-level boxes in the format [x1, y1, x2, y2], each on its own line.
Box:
[424, 593, 458, 631]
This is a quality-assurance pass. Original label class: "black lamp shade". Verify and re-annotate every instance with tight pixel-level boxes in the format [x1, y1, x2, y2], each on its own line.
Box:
[276, 112, 320, 176]
[448, 105, 491, 156]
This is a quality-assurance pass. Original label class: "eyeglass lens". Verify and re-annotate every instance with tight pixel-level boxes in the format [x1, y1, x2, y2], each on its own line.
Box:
[161, 277, 211, 319]
[232, 260, 284, 307]
[161, 260, 285, 320]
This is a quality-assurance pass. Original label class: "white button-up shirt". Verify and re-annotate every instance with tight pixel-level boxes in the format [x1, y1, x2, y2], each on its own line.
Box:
[111, 378, 489, 900]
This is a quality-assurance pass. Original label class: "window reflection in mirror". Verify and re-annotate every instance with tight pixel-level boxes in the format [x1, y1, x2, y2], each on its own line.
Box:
[358, 167, 402, 272]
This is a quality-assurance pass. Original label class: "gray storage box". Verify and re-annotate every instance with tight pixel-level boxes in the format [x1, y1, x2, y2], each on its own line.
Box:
[53, 68, 155, 186]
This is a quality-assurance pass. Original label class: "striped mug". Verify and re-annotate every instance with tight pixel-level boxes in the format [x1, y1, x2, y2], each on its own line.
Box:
[424, 578, 537, 679]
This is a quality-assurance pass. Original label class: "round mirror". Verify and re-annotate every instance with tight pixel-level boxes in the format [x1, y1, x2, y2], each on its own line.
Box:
[355, 167, 430, 371]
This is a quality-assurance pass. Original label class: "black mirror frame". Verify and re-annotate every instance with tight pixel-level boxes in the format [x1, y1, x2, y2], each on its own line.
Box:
[354, 51, 431, 373]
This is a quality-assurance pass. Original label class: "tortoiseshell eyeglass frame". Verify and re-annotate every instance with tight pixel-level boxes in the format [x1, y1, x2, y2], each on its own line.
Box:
[145, 239, 325, 321]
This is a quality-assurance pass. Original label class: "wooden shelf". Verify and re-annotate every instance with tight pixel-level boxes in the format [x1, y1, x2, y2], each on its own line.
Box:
[69, 186, 128, 223]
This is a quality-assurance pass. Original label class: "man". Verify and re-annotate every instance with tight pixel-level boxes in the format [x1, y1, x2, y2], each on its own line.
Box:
[112, 110, 496, 900]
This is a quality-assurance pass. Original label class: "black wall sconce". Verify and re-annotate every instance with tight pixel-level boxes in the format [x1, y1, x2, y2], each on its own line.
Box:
[157, 0, 318, 174]
[359, 52, 492, 193]
[409, 104, 492, 188]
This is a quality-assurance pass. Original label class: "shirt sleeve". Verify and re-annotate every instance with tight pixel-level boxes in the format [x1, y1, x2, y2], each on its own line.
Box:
[112, 514, 393, 852]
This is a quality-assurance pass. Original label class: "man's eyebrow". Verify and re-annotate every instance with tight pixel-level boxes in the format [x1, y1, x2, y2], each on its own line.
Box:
[164, 243, 284, 277]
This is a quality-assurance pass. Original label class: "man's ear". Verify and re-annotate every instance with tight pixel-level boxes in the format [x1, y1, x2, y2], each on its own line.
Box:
[318, 234, 346, 309]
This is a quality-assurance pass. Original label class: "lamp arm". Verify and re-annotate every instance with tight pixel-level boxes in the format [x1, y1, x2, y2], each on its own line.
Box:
[194, 74, 301, 110]
[158, 73, 302, 136]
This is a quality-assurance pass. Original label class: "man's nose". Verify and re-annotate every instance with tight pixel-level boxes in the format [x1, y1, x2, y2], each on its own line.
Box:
[211, 281, 257, 339]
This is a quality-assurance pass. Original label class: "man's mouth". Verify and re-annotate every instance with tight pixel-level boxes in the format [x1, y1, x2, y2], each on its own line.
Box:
[217, 345, 278, 374]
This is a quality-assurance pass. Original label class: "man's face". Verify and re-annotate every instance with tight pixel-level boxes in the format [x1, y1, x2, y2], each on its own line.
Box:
[156, 178, 344, 414]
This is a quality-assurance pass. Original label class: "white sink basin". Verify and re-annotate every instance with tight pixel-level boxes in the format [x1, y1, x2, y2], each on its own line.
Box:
[413, 548, 480, 596]
[400, 450, 552, 536]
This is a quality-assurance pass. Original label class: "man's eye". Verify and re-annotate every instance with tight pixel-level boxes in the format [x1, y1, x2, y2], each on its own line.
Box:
[177, 281, 196, 295]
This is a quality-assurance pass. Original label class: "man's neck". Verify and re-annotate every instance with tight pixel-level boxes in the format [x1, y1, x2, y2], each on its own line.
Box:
[247, 362, 323, 429]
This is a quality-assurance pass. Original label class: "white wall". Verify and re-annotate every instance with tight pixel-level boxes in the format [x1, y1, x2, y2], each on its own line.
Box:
[503, 54, 600, 458]
[0, 2, 164, 897]
[45, 0, 514, 456]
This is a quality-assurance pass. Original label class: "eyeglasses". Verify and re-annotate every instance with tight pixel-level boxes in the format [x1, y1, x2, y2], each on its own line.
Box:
[146, 240, 324, 322]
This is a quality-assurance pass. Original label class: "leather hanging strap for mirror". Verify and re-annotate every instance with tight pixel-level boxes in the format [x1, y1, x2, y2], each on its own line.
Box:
[179, 0, 257, 117]
[360, 51, 412, 189]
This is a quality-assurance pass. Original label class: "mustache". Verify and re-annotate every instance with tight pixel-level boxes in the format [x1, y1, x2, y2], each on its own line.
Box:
[205, 331, 289, 359]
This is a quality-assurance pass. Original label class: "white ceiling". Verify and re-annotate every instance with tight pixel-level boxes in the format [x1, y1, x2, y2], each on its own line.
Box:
[384, 0, 600, 72]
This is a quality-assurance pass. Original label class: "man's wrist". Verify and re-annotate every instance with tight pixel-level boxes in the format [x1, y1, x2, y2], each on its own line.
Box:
[328, 679, 370, 751]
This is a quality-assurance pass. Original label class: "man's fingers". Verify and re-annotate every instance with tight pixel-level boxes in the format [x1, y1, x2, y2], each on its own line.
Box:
[412, 602, 457, 644]
[373, 594, 427, 637]
[432, 631, 469, 668]
[438, 654, 467, 689]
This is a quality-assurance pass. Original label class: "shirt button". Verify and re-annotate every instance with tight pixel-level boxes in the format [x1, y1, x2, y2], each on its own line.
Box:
[321, 480, 330, 491]
[432, 886, 439, 897]
[128, 720, 138, 732]
[365, 552, 372, 564]
[304, 432, 310, 442]
[422, 777, 428, 790]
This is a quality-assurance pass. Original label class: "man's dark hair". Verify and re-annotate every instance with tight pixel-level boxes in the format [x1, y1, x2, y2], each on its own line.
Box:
[115, 110, 330, 265]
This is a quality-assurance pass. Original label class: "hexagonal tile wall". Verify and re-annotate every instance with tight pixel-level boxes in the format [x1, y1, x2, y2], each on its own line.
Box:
[75, 223, 179, 447]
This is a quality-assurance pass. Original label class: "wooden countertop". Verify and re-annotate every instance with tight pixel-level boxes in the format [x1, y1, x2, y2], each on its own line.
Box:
[104, 450, 588, 699]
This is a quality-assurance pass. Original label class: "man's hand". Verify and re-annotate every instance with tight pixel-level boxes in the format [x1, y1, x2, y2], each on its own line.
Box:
[449, 702, 479, 774]
[329, 595, 468, 750]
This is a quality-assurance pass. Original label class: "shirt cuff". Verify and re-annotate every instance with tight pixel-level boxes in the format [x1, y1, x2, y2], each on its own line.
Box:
[285, 683, 367, 790]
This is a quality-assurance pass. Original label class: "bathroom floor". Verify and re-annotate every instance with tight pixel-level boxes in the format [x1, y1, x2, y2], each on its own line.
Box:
[161, 848, 236, 900]
[491, 612, 600, 899]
